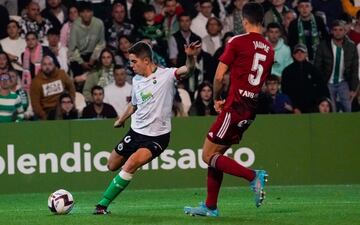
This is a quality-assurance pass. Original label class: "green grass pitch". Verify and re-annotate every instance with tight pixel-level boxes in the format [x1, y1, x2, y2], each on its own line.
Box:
[1, 185, 359, 225]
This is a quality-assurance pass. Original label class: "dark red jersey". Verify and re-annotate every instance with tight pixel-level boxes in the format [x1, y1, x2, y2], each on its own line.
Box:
[219, 32, 274, 110]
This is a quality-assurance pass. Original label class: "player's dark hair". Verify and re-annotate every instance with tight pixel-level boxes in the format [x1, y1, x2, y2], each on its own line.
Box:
[128, 41, 153, 62]
[242, 2, 264, 25]
[91, 85, 104, 95]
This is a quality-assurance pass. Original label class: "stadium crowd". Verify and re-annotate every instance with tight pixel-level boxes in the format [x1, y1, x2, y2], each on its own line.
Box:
[0, 0, 359, 122]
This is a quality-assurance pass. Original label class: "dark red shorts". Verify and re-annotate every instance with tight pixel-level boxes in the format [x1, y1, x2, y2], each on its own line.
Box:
[207, 108, 255, 146]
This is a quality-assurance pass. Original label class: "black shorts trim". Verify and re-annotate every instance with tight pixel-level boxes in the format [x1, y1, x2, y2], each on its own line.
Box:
[114, 129, 170, 158]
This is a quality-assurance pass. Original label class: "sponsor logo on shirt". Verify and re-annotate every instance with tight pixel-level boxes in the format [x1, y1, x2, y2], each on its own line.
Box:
[140, 91, 153, 102]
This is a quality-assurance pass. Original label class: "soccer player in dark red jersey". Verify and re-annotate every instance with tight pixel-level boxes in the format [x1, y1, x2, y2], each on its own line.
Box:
[184, 2, 275, 217]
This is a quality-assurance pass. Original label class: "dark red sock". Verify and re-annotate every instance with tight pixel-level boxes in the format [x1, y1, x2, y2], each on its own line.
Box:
[212, 154, 256, 182]
[205, 167, 223, 209]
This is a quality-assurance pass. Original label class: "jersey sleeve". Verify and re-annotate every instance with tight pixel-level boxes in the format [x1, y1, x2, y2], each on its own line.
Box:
[169, 67, 179, 81]
[219, 39, 236, 66]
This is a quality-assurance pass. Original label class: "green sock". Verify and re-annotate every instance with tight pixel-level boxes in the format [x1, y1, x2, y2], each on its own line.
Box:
[98, 171, 132, 207]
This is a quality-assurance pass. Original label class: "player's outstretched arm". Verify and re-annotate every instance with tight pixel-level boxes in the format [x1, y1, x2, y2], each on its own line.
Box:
[175, 41, 201, 80]
[114, 103, 137, 128]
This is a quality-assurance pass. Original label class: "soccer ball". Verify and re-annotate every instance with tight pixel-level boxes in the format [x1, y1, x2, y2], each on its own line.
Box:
[48, 189, 74, 214]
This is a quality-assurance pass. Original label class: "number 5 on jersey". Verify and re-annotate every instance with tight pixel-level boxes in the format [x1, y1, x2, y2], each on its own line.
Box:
[248, 53, 266, 86]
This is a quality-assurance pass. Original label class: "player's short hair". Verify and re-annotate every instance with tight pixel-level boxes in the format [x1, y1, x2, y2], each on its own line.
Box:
[242, 2, 264, 25]
[128, 41, 153, 62]
[266, 22, 282, 31]
[91, 85, 104, 95]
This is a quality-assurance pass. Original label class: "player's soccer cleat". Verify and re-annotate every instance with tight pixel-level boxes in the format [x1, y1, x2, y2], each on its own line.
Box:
[93, 204, 111, 215]
[250, 170, 268, 208]
[184, 202, 219, 217]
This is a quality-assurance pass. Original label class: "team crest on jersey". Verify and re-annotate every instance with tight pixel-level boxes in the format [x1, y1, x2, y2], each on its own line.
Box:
[153, 77, 157, 84]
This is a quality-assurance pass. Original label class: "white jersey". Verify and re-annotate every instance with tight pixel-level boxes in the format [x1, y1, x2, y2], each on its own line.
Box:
[131, 67, 177, 136]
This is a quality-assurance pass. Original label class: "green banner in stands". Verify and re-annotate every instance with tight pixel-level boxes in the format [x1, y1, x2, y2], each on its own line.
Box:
[0, 113, 359, 194]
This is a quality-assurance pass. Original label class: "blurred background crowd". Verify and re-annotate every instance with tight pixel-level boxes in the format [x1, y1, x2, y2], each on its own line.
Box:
[0, 0, 359, 122]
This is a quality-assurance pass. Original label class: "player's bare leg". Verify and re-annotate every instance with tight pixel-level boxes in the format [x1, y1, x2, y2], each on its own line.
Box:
[107, 149, 127, 171]
[94, 148, 153, 215]
[185, 138, 268, 216]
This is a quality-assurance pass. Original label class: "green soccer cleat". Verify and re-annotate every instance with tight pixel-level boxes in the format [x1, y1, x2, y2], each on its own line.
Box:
[250, 170, 268, 208]
[184, 202, 219, 217]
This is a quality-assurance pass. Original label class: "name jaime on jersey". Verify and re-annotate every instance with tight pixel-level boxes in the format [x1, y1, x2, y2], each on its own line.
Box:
[0, 142, 255, 175]
[253, 41, 270, 53]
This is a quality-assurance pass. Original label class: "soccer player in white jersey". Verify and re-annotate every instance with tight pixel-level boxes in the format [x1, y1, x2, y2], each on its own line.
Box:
[93, 41, 201, 214]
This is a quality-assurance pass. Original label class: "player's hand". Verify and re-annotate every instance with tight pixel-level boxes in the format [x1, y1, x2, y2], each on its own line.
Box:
[184, 41, 201, 56]
[114, 118, 125, 128]
[214, 99, 225, 113]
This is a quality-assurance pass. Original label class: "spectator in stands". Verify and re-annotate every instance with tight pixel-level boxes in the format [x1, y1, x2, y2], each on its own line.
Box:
[85, 0, 111, 22]
[0, 73, 24, 123]
[264, 0, 290, 27]
[105, 2, 134, 52]
[314, 20, 359, 112]
[137, 4, 165, 51]
[47, 28, 68, 72]
[202, 17, 223, 56]
[83, 48, 115, 102]
[257, 75, 293, 114]
[342, 0, 360, 17]
[103, 65, 132, 116]
[222, 0, 247, 35]
[21, 32, 59, 92]
[282, 44, 329, 113]
[30, 55, 75, 120]
[0, 0, 17, 16]
[8, 69, 30, 114]
[151, 0, 165, 14]
[19, 1, 53, 42]
[0, 51, 12, 75]
[312, 0, 343, 28]
[168, 12, 201, 67]
[68, 2, 105, 91]
[41, 0, 68, 31]
[60, 4, 78, 48]
[186, 44, 216, 98]
[189, 81, 217, 116]
[266, 22, 292, 78]
[0, 4, 9, 40]
[116, 0, 147, 29]
[0, 20, 27, 72]
[114, 35, 135, 78]
[47, 92, 78, 120]
[282, 9, 297, 37]
[213, 31, 234, 65]
[316, 97, 332, 113]
[191, 0, 214, 38]
[173, 89, 187, 116]
[348, 11, 360, 46]
[82, 85, 117, 119]
[288, 0, 329, 61]
[155, 0, 183, 39]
